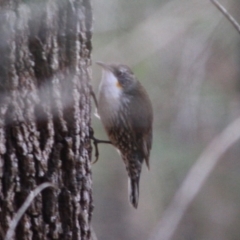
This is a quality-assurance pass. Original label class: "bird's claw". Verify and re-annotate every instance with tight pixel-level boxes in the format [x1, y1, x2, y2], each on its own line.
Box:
[89, 127, 112, 164]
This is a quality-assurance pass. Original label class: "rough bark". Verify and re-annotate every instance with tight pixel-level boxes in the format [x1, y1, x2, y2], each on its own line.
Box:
[0, 0, 93, 239]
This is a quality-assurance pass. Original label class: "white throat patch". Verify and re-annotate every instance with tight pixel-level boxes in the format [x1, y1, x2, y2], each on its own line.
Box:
[97, 69, 122, 119]
[99, 70, 121, 101]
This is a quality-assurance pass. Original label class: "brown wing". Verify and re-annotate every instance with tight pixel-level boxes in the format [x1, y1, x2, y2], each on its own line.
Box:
[127, 82, 153, 169]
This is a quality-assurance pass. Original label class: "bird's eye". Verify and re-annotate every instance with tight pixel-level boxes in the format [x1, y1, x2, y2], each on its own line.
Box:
[117, 69, 124, 77]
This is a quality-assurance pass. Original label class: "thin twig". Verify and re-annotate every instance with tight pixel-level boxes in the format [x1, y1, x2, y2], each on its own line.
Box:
[149, 116, 240, 240]
[4, 182, 55, 240]
[210, 0, 240, 34]
[90, 86, 98, 109]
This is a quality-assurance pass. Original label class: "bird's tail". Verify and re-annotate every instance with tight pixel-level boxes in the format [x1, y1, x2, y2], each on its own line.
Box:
[128, 176, 140, 209]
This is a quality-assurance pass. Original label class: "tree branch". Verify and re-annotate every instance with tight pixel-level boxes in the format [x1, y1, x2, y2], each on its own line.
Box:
[210, 0, 240, 34]
[4, 183, 55, 240]
[149, 116, 240, 240]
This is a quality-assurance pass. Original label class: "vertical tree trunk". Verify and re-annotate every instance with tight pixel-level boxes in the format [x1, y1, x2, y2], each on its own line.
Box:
[0, 0, 93, 239]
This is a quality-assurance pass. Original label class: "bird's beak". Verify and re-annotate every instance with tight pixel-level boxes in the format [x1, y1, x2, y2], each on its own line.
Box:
[96, 61, 113, 72]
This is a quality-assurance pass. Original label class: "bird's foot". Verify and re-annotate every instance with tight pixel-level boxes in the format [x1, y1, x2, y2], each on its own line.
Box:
[89, 127, 112, 164]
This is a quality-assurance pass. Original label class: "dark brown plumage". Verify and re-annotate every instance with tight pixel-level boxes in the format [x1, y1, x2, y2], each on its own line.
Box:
[97, 62, 153, 208]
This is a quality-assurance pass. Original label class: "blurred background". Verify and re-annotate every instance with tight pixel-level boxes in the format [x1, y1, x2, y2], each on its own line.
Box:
[90, 0, 240, 239]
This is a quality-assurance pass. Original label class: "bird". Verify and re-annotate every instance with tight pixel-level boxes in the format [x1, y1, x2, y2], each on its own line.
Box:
[96, 61, 153, 209]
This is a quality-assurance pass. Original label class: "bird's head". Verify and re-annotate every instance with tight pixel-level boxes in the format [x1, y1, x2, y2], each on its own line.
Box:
[96, 62, 137, 93]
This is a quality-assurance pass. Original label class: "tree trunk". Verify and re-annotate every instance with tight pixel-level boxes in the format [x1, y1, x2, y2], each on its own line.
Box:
[0, 0, 93, 239]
